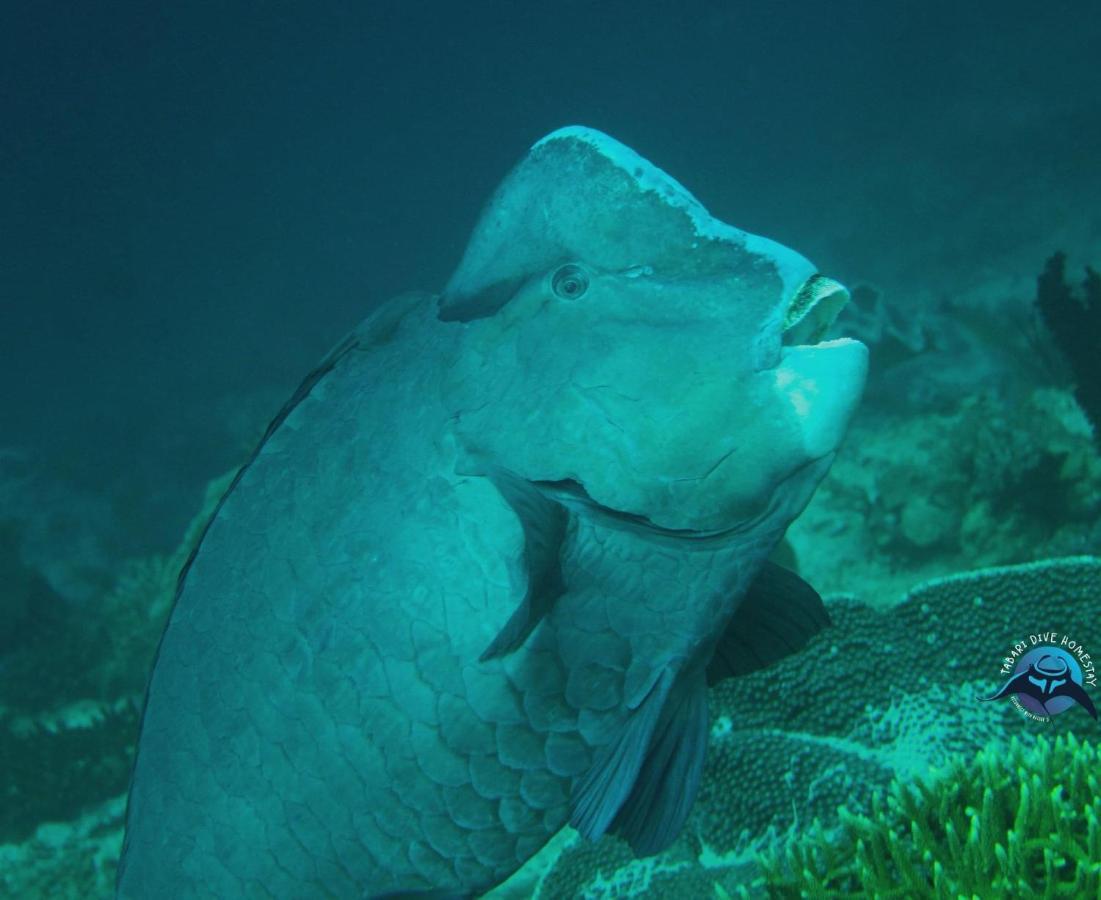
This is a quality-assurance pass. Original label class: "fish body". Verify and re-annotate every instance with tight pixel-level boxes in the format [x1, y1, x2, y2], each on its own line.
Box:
[118, 127, 867, 897]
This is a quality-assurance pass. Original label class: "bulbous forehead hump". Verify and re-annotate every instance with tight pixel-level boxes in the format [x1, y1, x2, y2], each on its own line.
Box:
[442, 127, 812, 318]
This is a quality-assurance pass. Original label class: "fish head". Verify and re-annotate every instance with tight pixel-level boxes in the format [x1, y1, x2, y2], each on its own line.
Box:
[440, 127, 867, 536]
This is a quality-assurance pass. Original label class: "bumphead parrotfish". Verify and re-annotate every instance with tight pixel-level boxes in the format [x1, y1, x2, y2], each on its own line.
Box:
[117, 127, 867, 898]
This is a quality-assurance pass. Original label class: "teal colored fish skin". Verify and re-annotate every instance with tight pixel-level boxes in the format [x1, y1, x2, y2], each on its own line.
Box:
[117, 127, 867, 898]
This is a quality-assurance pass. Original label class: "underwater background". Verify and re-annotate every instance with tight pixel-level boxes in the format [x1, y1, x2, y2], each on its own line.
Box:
[2, 1, 1100, 896]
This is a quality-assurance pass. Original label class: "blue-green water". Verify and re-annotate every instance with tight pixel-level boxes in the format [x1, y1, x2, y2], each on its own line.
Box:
[2, 2, 1100, 897]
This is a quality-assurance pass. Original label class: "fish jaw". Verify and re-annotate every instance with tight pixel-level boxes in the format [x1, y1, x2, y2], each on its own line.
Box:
[772, 337, 869, 464]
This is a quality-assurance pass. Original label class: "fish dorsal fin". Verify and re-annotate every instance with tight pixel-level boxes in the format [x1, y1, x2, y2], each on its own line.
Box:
[706, 561, 831, 685]
[570, 669, 674, 841]
[609, 670, 710, 856]
[480, 467, 569, 661]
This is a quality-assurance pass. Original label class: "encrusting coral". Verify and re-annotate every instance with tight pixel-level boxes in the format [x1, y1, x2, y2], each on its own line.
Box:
[749, 733, 1101, 898]
[527, 557, 1101, 898]
[698, 556, 1101, 846]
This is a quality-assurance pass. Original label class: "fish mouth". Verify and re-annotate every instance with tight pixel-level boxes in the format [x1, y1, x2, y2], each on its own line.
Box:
[781, 274, 850, 346]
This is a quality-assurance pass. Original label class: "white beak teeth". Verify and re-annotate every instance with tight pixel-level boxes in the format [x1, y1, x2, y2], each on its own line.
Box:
[782, 275, 850, 346]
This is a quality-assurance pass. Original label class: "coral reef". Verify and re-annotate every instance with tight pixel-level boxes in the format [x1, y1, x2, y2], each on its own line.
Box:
[749, 733, 1101, 897]
[701, 556, 1101, 839]
[0, 541, 172, 844]
[783, 255, 1101, 603]
[787, 385, 1101, 601]
[1036, 253, 1101, 449]
[530, 557, 1101, 897]
[0, 552, 178, 720]
[832, 279, 1056, 419]
[0, 796, 124, 900]
[0, 448, 125, 605]
[835, 284, 928, 375]
[0, 521, 66, 662]
[0, 470, 235, 857]
[0, 699, 137, 847]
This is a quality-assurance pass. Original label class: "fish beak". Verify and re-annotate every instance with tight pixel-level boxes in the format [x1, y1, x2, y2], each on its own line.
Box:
[781, 275, 850, 346]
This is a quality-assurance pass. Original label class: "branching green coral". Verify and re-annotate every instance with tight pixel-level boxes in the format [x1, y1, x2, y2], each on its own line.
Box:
[748, 734, 1101, 898]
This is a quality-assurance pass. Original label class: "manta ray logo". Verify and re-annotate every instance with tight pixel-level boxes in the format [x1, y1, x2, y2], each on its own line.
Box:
[985, 637, 1098, 722]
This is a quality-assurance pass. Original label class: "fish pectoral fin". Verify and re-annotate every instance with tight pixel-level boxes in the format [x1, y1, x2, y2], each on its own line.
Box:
[479, 467, 569, 661]
[570, 669, 674, 841]
[706, 560, 831, 685]
[609, 671, 710, 856]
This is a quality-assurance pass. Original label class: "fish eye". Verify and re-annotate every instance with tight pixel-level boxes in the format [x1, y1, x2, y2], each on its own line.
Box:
[551, 264, 589, 300]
